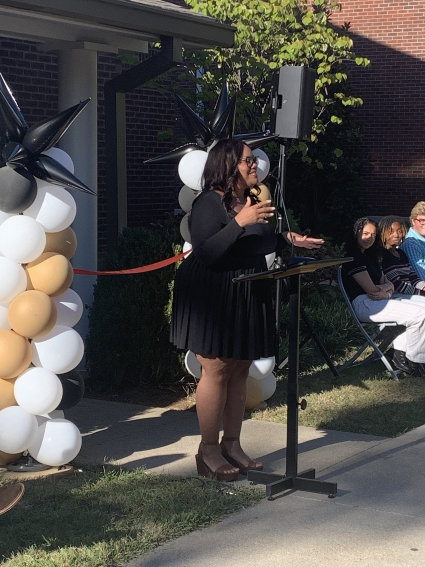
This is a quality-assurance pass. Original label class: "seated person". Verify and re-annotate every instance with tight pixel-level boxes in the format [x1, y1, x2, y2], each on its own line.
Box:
[342, 217, 425, 377]
[379, 215, 425, 297]
[401, 202, 425, 280]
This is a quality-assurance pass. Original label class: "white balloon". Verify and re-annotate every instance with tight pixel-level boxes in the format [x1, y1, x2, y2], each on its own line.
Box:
[0, 257, 27, 304]
[185, 350, 202, 379]
[253, 149, 270, 183]
[182, 241, 192, 258]
[0, 215, 46, 263]
[266, 252, 276, 269]
[178, 185, 200, 213]
[180, 213, 191, 244]
[0, 405, 38, 453]
[23, 180, 77, 233]
[31, 325, 84, 374]
[178, 150, 208, 191]
[42, 147, 74, 173]
[0, 303, 11, 330]
[261, 372, 277, 402]
[28, 418, 82, 466]
[14, 367, 63, 415]
[52, 289, 83, 327]
[0, 210, 13, 227]
[249, 356, 276, 380]
[36, 409, 65, 427]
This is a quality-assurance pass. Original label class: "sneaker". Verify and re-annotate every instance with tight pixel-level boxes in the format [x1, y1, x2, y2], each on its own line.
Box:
[407, 360, 424, 378]
[392, 349, 410, 373]
[393, 350, 423, 377]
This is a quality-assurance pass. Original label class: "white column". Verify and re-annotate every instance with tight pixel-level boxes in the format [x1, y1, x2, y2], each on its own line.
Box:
[58, 49, 98, 345]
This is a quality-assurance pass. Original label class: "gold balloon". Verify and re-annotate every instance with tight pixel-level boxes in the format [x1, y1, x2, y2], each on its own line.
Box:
[245, 376, 263, 411]
[44, 227, 77, 260]
[257, 183, 271, 202]
[0, 449, 22, 467]
[26, 252, 74, 297]
[0, 377, 17, 410]
[0, 330, 32, 379]
[9, 290, 57, 339]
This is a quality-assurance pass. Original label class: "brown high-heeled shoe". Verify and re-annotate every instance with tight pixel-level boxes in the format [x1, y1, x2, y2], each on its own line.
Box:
[220, 437, 263, 476]
[195, 442, 239, 482]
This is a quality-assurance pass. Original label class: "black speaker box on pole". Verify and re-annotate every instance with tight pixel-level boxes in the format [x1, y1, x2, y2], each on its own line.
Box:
[270, 66, 317, 140]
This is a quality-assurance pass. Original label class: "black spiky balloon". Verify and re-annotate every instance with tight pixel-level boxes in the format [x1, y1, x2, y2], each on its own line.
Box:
[144, 83, 278, 164]
[0, 73, 95, 214]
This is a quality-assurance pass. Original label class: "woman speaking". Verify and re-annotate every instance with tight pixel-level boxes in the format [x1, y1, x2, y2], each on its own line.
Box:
[171, 139, 323, 481]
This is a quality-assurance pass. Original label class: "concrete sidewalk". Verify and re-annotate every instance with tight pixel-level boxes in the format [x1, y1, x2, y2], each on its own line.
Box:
[68, 399, 425, 567]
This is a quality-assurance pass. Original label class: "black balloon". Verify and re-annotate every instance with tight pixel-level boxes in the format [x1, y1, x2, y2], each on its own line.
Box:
[144, 143, 200, 165]
[0, 165, 37, 213]
[234, 132, 280, 150]
[211, 95, 236, 139]
[210, 83, 230, 131]
[22, 99, 90, 155]
[56, 369, 85, 411]
[145, 82, 275, 164]
[28, 154, 95, 195]
[175, 96, 211, 148]
[0, 73, 95, 207]
[0, 73, 27, 148]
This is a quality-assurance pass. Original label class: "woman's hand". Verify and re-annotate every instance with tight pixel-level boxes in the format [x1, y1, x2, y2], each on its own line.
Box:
[235, 197, 276, 228]
[376, 283, 394, 294]
[368, 288, 393, 301]
[286, 231, 324, 249]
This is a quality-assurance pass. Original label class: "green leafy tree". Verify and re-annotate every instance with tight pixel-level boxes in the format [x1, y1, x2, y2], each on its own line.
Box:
[179, 0, 370, 239]
[183, 0, 369, 141]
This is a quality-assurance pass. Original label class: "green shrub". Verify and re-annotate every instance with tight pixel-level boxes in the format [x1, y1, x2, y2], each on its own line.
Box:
[85, 222, 183, 391]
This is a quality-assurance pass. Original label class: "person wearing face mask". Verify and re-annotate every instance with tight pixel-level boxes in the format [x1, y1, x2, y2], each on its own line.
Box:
[170, 138, 324, 481]
[341, 217, 425, 377]
[379, 215, 425, 298]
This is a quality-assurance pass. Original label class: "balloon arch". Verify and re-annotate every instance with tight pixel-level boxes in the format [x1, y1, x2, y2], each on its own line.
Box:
[0, 73, 92, 468]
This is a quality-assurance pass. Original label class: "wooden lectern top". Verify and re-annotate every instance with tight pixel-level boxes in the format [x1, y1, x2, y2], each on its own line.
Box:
[233, 257, 353, 283]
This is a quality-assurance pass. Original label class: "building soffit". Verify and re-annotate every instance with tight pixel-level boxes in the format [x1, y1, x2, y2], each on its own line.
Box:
[0, 0, 235, 53]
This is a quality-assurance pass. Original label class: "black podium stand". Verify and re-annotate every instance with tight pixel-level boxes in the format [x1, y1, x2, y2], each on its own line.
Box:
[233, 257, 352, 499]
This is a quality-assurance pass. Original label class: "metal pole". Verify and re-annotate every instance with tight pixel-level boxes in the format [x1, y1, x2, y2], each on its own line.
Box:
[274, 141, 287, 361]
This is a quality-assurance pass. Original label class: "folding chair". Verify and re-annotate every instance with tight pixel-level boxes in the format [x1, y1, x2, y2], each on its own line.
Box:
[337, 266, 402, 381]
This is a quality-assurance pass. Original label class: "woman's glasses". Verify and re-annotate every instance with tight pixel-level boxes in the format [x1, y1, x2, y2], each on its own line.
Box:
[240, 156, 258, 167]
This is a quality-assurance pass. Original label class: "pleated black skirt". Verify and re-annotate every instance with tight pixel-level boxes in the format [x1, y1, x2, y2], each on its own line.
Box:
[170, 253, 275, 360]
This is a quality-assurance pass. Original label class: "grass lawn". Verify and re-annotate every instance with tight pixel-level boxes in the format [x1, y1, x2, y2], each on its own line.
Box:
[0, 467, 262, 567]
[252, 359, 425, 438]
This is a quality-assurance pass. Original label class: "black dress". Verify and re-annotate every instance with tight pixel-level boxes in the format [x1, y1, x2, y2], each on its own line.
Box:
[170, 190, 279, 360]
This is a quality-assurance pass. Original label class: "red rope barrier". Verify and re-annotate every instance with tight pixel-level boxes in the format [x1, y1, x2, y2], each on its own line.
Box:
[73, 249, 191, 275]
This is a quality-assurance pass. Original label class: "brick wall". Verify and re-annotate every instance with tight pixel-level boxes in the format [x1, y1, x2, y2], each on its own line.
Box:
[0, 38, 58, 125]
[331, 1, 425, 217]
[0, 39, 187, 258]
[97, 52, 185, 255]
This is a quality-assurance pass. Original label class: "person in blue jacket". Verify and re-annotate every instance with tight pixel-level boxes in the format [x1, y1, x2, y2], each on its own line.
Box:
[401, 202, 425, 281]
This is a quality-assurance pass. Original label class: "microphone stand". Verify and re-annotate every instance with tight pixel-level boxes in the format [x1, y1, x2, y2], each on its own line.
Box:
[273, 138, 288, 359]
[271, 138, 339, 377]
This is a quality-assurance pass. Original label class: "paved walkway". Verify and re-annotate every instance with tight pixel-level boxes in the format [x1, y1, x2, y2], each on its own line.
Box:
[67, 399, 425, 567]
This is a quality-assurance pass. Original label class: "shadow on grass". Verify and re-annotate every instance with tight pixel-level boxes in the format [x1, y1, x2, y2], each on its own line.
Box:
[270, 359, 387, 407]
[315, 397, 425, 437]
[257, 360, 425, 437]
[0, 465, 260, 564]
